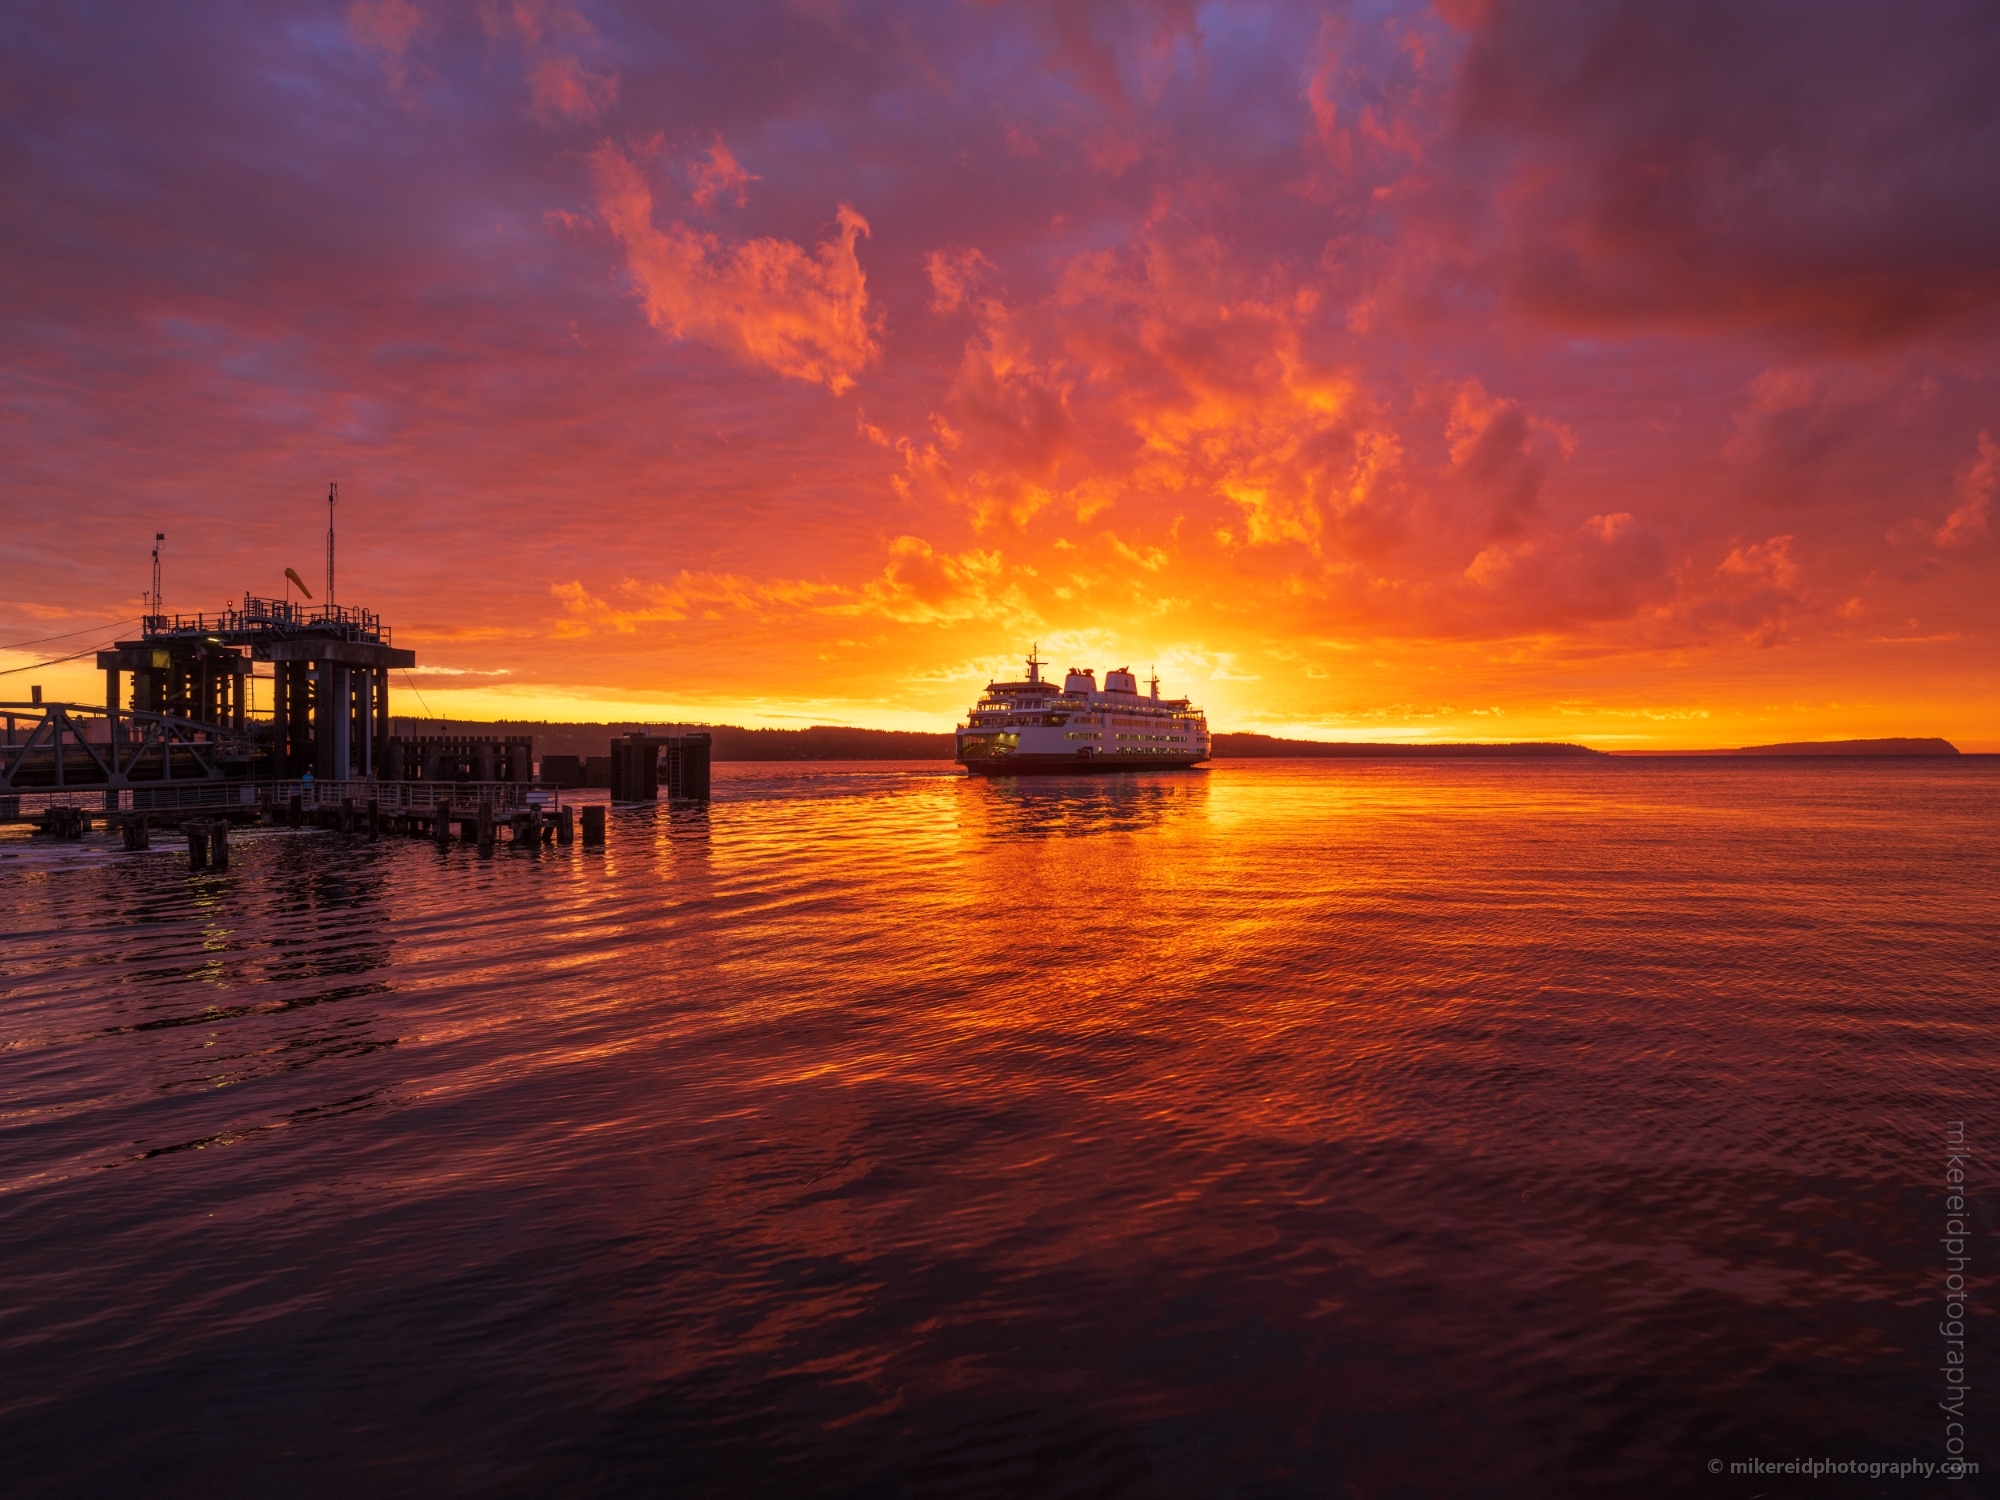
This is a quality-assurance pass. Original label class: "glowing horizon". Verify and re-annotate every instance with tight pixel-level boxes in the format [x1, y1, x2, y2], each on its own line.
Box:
[5, 3, 1996, 751]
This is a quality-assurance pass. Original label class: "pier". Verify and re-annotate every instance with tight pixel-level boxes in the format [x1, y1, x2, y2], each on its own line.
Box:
[3, 577, 706, 857]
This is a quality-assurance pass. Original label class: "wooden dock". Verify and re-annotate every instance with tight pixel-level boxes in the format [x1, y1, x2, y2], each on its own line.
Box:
[9, 777, 609, 861]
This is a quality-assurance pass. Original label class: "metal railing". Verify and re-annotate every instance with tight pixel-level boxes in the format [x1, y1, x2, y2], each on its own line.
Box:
[1, 783, 259, 820]
[280, 780, 551, 813]
[141, 594, 390, 645]
[1, 780, 556, 824]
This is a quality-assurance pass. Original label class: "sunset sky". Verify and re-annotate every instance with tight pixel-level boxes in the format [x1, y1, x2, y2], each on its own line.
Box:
[4, 1, 1996, 746]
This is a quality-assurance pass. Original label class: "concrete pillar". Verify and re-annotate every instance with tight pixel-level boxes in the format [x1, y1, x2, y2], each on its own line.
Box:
[358, 669, 373, 778]
[310, 663, 324, 778]
[332, 667, 351, 782]
[105, 667, 120, 771]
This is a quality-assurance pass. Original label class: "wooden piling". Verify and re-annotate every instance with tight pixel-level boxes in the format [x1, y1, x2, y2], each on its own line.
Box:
[186, 822, 209, 870]
[477, 800, 494, 854]
[210, 819, 229, 871]
[435, 799, 453, 846]
[39, 805, 88, 839]
[581, 804, 605, 844]
[123, 817, 149, 851]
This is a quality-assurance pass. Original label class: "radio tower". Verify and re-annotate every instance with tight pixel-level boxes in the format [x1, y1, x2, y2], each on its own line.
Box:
[149, 532, 164, 625]
[325, 482, 338, 607]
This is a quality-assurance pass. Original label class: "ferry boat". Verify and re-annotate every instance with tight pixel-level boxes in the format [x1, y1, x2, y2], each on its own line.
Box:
[955, 647, 1210, 775]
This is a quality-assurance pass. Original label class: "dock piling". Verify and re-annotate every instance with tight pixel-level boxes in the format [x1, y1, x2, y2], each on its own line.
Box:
[581, 804, 605, 845]
[210, 819, 230, 871]
[186, 822, 209, 870]
[38, 805, 89, 839]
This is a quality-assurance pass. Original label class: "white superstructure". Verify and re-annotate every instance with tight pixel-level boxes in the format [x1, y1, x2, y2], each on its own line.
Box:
[955, 648, 1210, 775]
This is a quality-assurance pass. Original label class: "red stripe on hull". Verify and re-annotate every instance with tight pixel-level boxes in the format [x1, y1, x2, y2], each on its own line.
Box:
[958, 754, 1209, 776]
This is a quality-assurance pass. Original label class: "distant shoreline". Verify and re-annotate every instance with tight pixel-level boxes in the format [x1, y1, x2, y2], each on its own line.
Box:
[1608, 737, 1960, 758]
[389, 720, 1964, 762]
[1218, 734, 1960, 759]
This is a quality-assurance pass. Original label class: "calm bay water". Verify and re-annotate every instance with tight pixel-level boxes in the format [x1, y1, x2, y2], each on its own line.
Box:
[2, 759, 1995, 1497]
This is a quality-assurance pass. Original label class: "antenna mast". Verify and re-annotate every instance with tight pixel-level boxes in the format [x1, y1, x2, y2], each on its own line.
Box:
[149, 532, 165, 624]
[325, 482, 338, 607]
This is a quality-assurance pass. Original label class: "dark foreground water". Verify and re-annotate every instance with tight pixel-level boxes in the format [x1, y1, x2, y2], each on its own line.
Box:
[2, 759, 1995, 1498]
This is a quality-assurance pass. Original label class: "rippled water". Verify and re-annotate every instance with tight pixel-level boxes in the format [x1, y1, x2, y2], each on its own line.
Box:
[3, 759, 1995, 1497]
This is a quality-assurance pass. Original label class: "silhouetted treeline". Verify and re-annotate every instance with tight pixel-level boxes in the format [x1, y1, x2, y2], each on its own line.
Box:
[390, 718, 1634, 762]
[390, 719, 953, 761]
[707, 726, 955, 760]
[1213, 734, 1605, 758]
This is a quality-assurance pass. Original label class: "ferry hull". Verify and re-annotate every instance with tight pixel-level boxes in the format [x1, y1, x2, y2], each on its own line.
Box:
[959, 753, 1208, 776]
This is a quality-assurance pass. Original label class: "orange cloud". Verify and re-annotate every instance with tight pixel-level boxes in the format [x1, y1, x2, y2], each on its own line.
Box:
[846, 536, 1033, 626]
[688, 136, 757, 210]
[925, 246, 996, 315]
[592, 144, 880, 393]
[1717, 534, 1800, 590]
[1055, 236, 1403, 553]
[550, 571, 848, 638]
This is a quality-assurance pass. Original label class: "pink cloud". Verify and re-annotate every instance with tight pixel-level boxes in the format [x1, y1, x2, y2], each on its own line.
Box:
[348, 0, 426, 91]
[527, 53, 618, 126]
[1935, 431, 1996, 547]
[1446, 379, 1573, 539]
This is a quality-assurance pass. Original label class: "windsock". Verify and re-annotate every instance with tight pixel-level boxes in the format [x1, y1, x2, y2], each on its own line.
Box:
[285, 567, 312, 598]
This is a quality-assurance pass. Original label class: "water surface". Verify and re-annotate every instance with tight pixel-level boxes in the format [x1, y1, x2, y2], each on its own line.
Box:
[3, 759, 1995, 1496]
